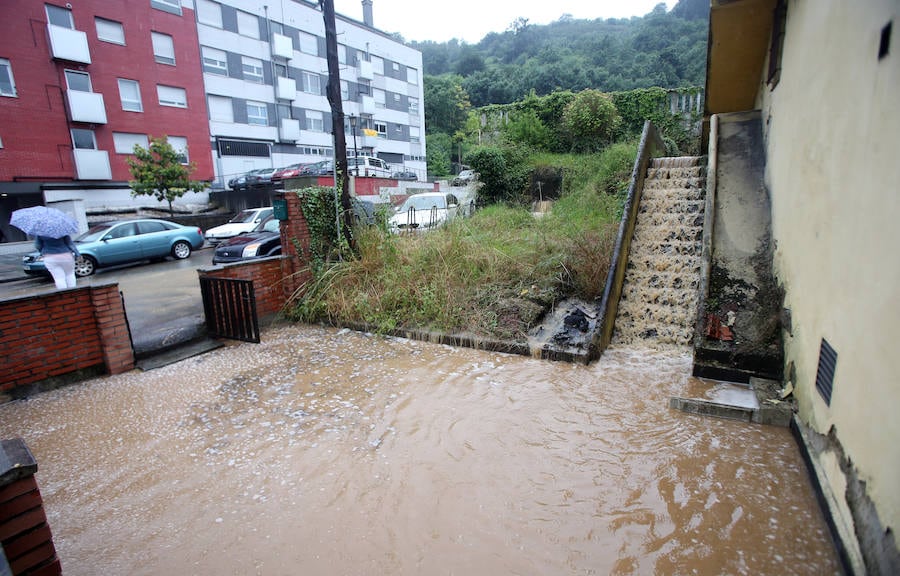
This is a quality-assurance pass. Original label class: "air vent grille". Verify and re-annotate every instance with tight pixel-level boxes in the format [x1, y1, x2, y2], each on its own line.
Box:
[815, 339, 837, 405]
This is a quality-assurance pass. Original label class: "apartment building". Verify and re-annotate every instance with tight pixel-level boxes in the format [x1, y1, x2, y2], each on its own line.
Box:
[0, 0, 214, 240]
[196, 0, 427, 187]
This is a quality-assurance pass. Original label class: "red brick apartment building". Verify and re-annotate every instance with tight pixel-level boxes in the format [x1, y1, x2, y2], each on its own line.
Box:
[0, 0, 213, 241]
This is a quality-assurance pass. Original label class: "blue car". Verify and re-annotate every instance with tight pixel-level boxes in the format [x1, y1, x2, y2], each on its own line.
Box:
[23, 218, 205, 277]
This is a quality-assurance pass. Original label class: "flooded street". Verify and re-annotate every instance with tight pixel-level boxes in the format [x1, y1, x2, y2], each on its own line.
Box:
[0, 325, 840, 575]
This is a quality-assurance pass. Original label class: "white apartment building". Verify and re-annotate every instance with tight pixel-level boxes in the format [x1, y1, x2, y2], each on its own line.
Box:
[194, 0, 426, 185]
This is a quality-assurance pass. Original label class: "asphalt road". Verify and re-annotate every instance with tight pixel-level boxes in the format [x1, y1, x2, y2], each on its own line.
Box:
[0, 246, 214, 356]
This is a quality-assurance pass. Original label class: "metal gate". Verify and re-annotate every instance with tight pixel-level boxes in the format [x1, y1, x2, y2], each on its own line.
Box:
[199, 277, 260, 343]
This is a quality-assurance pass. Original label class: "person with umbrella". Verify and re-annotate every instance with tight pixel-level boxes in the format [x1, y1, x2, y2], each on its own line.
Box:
[10, 206, 81, 289]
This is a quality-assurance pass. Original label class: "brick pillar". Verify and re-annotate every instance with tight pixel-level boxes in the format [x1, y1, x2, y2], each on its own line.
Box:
[89, 284, 134, 375]
[0, 438, 62, 576]
[276, 191, 313, 303]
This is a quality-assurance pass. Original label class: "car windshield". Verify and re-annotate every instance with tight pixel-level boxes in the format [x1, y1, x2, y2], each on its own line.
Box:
[398, 195, 447, 212]
[76, 223, 116, 242]
[229, 210, 260, 224]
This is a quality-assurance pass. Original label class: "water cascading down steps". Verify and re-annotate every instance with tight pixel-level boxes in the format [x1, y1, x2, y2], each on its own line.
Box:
[614, 156, 706, 346]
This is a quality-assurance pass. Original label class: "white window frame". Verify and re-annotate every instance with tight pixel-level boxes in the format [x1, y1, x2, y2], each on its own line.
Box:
[207, 94, 233, 122]
[201, 46, 227, 75]
[0, 59, 16, 97]
[152, 32, 176, 65]
[241, 56, 264, 84]
[71, 128, 97, 150]
[167, 135, 189, 164]
[301, 71, 320, 95]
[410, 126, 420, 143]
[299, 31, 317, 55]
[374, 120, 387, 138]
[196, 0, 223, 28]
[95, 18, 125, 45]
[152, 0, 182, 14]
[236, 10, 260, 39]
[305, 110, 324, 132]
[406, 67, 418, 85]
[112, 132, 149, 154]
[371, 56, 384, 75]
[373, 89, 385, 109]
[408, 97, 419, 115]
[246, 101, 268, 126]
[157, 84, 187, 108]
[337, 44, 347, 64]
[46, 4, 74, 29]
[117, 78, 143, 112]
[65, 70, 92, 92]
[340, 80, 349, 101]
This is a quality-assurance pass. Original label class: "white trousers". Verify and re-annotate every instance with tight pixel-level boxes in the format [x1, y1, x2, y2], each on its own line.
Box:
[43, 252, 77, 289]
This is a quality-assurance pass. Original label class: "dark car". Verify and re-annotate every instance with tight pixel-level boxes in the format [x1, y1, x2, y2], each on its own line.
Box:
[211, 215, 282, 265]
[23, 218, 205, 277]
[228, 168, 266, 191]
[392, 170, 417, 181]
[301, 160, 334, 176]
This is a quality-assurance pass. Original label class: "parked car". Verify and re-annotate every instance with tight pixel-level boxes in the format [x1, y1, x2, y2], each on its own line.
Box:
[389, 192, 463, 233]
[22, 218, 205, 278]
[212, 215, 282, 265]
[228, 168, 266, 191]
[451, 169, 476, 187]
[205, 207, 273, 244]
[271, 163, 308, 184]
[301, 160, 334, 176]
[252, 167, 278, 188]
[348, 155, 392, 177]
[392, 170, 418, 181]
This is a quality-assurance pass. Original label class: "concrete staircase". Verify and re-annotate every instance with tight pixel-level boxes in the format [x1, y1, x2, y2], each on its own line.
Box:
[614, 156, 706, 346]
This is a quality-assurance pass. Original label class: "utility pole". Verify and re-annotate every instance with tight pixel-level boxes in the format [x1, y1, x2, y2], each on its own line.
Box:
[319, 0, 354, 240]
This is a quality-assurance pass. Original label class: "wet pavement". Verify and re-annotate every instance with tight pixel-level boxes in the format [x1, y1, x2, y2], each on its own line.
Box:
[0, 325, 842, 575]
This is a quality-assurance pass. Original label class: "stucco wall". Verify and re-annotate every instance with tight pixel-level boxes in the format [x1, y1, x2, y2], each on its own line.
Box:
[760, 0, 899, 546]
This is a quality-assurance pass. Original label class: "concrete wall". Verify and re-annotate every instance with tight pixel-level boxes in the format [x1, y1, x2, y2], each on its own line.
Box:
[758, 0, 899, 566]
[0, 283, 134, 400]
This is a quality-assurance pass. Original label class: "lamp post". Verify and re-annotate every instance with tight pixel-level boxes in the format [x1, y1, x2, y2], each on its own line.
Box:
[349, 114, 359, 176]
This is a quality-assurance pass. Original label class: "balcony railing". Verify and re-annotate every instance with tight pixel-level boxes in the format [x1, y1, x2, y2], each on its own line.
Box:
[66, 90, 107, 124]
[48, 24, 91, 64]
[73, 149, 111, 180]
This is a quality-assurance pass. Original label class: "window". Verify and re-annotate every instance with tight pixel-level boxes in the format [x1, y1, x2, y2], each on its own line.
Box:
[357, 79, 370, 95]
[301, 71, 320, 95]
[117, 79, 143, 112]
[305, 110, 324, 132]
[236, 11, 260, 39]
[46, 4, 73, 28]
[201, 46, 227, 75]
[338, 44, 347, 64]
[71, 128, 97, 150]
[167, 136, 188, 164]
[246, 101, 268, 125]
[410, 126, 420, 143]
[196, 0, 222, 28]
[138, 221, 169, 234]
[157, 85, 187, 107]
[0, 59, 16, 97]
[408, 97, 419, 115]
[207, 95, 233, 122]
[96, 18, 125, 44]
[407, 67, 418, 85]
[371, 56, 384, 75]
[340, 80, 349, 101]
[299, 31, 317, 55]
[393, 93, 401, 106]
[112, 132, 149, 154]
[152, 32, 175, 65]
[374, 121, 387, 138]
[392, 62, 399, 71]
[242, 56, 264, 83]
[65, 70, 92, 92]
[373, 89, 385, 109]
[151, 0, 181, 15]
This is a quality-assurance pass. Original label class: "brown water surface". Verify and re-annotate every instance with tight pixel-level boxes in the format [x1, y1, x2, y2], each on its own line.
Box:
[0, 326, 840, 575]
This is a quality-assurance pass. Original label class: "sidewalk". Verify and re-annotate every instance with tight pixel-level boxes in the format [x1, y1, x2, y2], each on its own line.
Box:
[0, 245, 31, 283]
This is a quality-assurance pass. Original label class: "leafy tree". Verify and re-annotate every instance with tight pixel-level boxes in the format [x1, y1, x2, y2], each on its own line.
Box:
[561, 90, 621, 152]
[426, 132, 453, 177]
[127, 137, 205, 215]
[502, 109, 552, 151]
[466, 144, 530, 206]
[424, 74, 471, 135]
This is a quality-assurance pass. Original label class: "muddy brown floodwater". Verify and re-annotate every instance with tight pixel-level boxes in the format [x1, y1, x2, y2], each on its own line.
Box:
[0, 325, 841, 575]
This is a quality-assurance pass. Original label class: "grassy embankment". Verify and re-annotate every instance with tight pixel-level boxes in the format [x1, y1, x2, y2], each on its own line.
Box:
[289, 142, 637, 342]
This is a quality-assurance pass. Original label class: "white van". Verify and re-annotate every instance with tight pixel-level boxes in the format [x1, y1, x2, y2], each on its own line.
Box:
[348, 156, 391, 178]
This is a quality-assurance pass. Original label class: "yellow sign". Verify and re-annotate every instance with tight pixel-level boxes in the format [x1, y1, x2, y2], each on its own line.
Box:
[362, 128, 378, 137]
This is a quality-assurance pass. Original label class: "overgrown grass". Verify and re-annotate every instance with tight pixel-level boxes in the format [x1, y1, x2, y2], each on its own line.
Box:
[288, 145, 635, 341]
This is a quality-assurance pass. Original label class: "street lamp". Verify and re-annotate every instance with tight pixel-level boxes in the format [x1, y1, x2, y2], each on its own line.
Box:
[348, 114, 359, 176]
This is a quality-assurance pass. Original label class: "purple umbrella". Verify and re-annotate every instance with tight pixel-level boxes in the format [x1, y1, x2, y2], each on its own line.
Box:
[10, 206, 80, 239]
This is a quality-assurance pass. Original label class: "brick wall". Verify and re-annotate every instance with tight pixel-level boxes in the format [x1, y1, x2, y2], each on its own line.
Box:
[0, 282, 134, 396]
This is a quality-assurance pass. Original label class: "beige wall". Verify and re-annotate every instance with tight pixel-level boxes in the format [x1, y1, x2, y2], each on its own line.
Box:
[759, 0, 899, 543]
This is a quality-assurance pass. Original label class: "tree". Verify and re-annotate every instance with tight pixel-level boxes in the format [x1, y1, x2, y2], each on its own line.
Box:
[127, 137, 205, 215]
[561, 90, 621, 152]
[426, 132, 453, 177]
[424, 74, 472, 135]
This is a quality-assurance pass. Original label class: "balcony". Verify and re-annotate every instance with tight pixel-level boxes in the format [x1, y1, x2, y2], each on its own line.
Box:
[280, 118, 301, 142]
[73, 149, 111, 180]
[272, 33, 293, 59]
[358, 60, 373, 80]
[48, 24, 91, 64]
[66, 90, 107, 124]
[360, 95, 375, 115]
[276, 76, 296, 100]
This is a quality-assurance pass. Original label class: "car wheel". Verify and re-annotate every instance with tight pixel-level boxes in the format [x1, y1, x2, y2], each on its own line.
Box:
[171, 240, 192, 260]
[74, 255, 96, 277]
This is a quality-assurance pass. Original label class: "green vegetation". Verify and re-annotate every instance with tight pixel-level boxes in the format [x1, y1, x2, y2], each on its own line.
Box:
[288, 144, 634, 342]
[127, 137, 205, 215]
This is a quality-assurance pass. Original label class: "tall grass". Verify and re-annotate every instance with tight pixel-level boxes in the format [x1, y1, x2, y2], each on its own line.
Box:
[289, 145, 635, 341]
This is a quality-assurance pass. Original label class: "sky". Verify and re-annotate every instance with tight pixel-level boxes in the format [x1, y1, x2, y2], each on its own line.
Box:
[332, 0, 679, 44]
